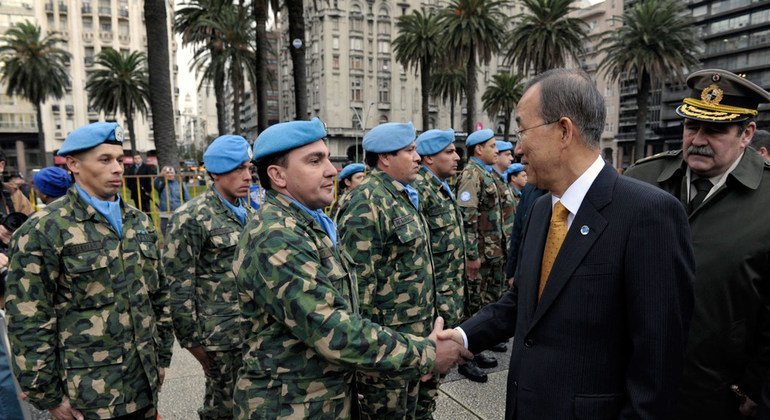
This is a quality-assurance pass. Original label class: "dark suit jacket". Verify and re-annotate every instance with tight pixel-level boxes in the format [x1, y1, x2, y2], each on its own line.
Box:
[460, 163, 695, 420]
[126, 164, 155, 211]
[505, 184, 547, 278]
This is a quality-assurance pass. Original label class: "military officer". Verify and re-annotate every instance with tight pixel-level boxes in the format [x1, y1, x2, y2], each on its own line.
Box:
[233, 118, 471, 420]
[413, 128, 467, 414]
[625, 69, 770, 420]
[337, 122, 438, 419]
[163, 135, 255, 419]
[493, 140, 516, 252]
[454, 128, 505, 378]
[4, 122, 174, 419]
[330, 162, 365, 221]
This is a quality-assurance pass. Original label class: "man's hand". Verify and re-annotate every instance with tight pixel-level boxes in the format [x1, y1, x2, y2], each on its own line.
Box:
[739, 397, 757, 417]
[186, 346, 213, 375]
[0, 225, 11, 246]
[0, 252, 9, 270]
[427, 317, 473, 377]
[158, 367, 166, 392]
[49, 399, 84, 420]
[436, 327, 465, 347]
[466, 258, 480, 280]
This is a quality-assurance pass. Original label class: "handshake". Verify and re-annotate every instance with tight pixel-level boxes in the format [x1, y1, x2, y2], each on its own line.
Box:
[425, 317, 474, 378]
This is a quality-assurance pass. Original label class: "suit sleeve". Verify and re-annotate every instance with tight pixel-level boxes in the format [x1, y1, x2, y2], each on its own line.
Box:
[459, 283, 519, 353]
[621, 190, 695, 419]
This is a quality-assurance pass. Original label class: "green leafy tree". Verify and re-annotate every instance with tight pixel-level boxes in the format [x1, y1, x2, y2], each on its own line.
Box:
[598, 0, 701, 161]
[393, 10, 442, 132]
[505, 0, 588, 75]
[85, 49, 150, 156]
[431, 67, 466, 131]
[0, 21, 70, 166]
[439, 0, 507, 135]
[482, 73, 524, 142]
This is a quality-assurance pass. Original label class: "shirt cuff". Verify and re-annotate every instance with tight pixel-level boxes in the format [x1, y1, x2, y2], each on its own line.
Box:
[455, 327, 469, 349]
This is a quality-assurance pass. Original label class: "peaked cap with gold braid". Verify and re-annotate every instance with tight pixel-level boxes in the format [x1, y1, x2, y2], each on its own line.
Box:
[676, 69, 770, 123]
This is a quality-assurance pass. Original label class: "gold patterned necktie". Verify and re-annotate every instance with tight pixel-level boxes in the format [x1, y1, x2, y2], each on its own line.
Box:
[539, 201, 570, 299]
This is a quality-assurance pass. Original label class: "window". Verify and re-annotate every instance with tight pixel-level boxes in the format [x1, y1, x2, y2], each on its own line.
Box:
[351, 76, 363, 102]
[332, 36, 339, 50]
[332, 17, 339, 30]
[350, 16, 363, 32]
[350, 37, 363, 51]
[378, 57, 390, 72]
[350, 55, 364, 70]
[119, 20, 129, 36]
[332, 55, 339, 70]
[378, 77, 390, 103]
[377, 21, 391, 35]
[83, 16, 93, 32]
[378, 40, 390, 54]
[99, 17, 111, 32]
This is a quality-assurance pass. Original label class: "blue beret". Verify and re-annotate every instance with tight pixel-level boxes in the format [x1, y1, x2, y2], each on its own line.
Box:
[363, 122, 416, 153]
[203, 135, 252, 174]
[253, 117, 327, 160]
[338, 163, 365, 181]
[416, 129, 455, 156]
[58, 122, 124, 156]
[33, 167, 72, 198]
[466, 129, 495, 147]
[496, 141, 513, 152]
[507, 163, 525, 175]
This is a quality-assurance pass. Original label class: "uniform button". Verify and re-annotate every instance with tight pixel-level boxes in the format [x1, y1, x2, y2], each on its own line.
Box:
[524, 339, 534, 347]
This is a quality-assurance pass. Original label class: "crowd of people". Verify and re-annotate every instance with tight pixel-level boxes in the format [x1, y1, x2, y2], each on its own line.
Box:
[0, 65, 768, 420]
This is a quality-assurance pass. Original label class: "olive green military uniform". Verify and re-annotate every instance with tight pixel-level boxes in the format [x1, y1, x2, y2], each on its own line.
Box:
[626, 150, 770, 419]
[455, 159, 506, 314]
[337, 169, 436, 419]
[163, 188, 256, 419]
[493, 172, 516, 250]
[4, 187, 174, 419]
[232, 191, 436, 419]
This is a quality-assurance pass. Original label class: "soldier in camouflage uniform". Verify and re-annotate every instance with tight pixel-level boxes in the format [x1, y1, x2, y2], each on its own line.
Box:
[164, 135, 255, 419]
[233, 118, 470, 419]
[4, 122, 174, 419]
[494, 141, 517, 240]
[455, 129, 506, 376]
[337, 122, 438, 419]
[330, 163, 365, 221]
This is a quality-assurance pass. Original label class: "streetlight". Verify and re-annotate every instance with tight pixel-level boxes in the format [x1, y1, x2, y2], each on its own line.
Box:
[350, 101, 375, 162]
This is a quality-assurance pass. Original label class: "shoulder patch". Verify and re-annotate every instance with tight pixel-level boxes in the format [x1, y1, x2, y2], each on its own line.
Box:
[460, 191, 472, 202]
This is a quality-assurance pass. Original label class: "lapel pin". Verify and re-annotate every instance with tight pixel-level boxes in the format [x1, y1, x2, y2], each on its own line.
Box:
[580, 225, 589, 236]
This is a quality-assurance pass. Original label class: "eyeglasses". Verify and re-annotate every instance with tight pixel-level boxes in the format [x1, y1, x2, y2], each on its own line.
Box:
[512, 119, 560, 141]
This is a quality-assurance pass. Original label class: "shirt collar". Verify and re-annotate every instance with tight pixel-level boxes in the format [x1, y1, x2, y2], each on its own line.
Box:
[551, 155, 604, 221]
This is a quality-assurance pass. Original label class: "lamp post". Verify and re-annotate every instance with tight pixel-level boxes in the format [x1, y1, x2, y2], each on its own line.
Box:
[350, 101, 375, 162]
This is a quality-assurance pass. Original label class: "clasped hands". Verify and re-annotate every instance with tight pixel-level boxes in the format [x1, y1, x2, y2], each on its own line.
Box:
[423, 316, 474, 380]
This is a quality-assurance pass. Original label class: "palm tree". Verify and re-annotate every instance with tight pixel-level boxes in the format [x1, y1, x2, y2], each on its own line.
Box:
[145, 0, 178, 169]
[431, 67, 466, 130]
[482, 73, 524, 142]
[505, 0, 588, 75]
[393, 10, 442, 132]
[438, 0, 507, 135]
[0, 21, 70, 166]
[253, 0, 278, 133]
[597, 0, 700, 161]
[85, 49, 150, 156]
[287, 0, 308, 120]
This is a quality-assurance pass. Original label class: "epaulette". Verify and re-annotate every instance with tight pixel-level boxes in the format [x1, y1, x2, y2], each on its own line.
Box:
[634, 149, 682, 165]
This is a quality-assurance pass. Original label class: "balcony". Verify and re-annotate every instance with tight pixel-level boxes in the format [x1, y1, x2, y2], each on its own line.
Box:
[99, 32, 113, 41]
[118, 34, 130, 44]
[82, 32, 94, 42]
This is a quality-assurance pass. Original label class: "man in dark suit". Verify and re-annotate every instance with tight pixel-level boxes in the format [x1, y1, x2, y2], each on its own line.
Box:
[126, 151, 155, 212]
[438, 68, 695, 419]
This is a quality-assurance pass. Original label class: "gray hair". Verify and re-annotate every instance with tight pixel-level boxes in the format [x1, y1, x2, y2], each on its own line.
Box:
[750, 129, 770, 151]
[524, 68, 605, 149]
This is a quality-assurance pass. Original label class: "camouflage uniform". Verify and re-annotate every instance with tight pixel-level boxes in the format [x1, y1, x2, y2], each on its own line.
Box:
[455, 159, 506, 314]
[337, 169, 436, 419]
[4, 187, 174, 419]
[232, 191, 436, 419]
[493, 173, 516, 251]
[163, 188, 256, 419]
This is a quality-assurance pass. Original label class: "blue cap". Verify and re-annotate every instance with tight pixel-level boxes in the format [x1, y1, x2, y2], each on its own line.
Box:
[466, 129, 495, 147]
[363, 122, 416, 153]
[203, 135, 252, 174]
[416, 129, 455, 156]
[338, 163, 366, 181]
[507, 163, 525, 175]
[33, 167, 72, 198]
[58, 122, 124, 156]
[253, 117, 327, 161]
[496, 141, 513, 152]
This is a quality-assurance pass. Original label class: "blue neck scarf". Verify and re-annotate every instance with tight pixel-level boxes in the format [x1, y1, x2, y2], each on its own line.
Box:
[423, 165, 454, 199]
[471, 156, 494, 173]
[285, 195, 337, 247]
[397, 182, 419, 210]
[213, 187, 247, 225]
[75, 183, 123, 237]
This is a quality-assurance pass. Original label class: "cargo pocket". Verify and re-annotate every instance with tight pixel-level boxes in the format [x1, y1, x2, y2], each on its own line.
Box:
[64, 353, 125, 409]
[280, 378, 349, 419]
[139, 240, 160, 292]
[63, 251, 114, 309]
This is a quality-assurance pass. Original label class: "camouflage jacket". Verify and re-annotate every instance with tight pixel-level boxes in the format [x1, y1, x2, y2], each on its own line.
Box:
[4, 187, 173, 419]
[337, 169, 436, 335]
[493, 173, 516, 248]
[413, 166, 466, 327]
[163, 188, 255, 351]
[233, 191, 436, 414]
[455, 159, 505, 262]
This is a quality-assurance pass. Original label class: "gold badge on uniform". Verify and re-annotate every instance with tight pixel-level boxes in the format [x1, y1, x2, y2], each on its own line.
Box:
[701, 84, 724, 105]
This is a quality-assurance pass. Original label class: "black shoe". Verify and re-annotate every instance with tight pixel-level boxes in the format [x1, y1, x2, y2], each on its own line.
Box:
[489, 342, 507, 352]
[474, 353, 498, 369]
[458, 360, 488, 383]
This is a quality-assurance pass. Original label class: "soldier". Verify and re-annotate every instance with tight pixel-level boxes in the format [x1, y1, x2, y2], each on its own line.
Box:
[625, 69, 770, 420]
[233, 117, 470, 419]
[505, 163, 527, 204]
[32, 166, 73, 204]
[4, 122, 174, 419]
[330, 162, 365, 220]
[454, 128, 505, 380]
[337, 122, 437, 418]
[750, 129, 770, 163]
[494, 140, 516, 255]
[163, 135, 255, 420]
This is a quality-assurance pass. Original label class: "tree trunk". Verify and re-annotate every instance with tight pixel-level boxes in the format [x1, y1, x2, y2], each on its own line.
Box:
[214, 73, 227, 135]
[126, 108, 137, 156]
[635, 70, 651, 163]
[232, 67, 242, 134]
[35, 103, 50, 166]
[420, 56, 431, 132]
[450, 98, 455, 131]
[287, 0, 307, 120]
[254, 0, 269, 132]
[465, 45, 476, 135]
[503, 108, 511, 142]
[144, 0, 178, 170]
